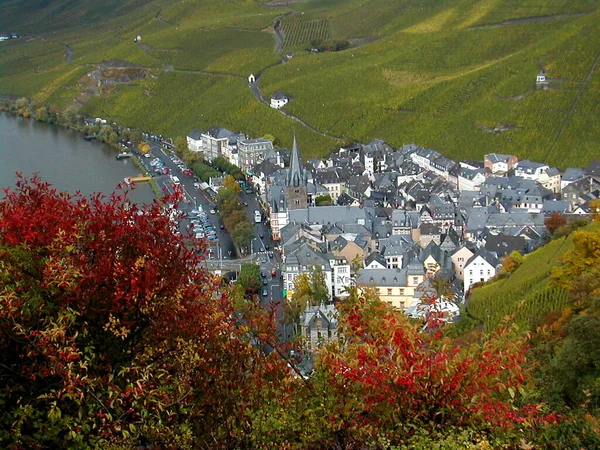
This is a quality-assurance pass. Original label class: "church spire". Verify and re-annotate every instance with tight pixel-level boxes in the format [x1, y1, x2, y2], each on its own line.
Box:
[287, 134, 304, 187]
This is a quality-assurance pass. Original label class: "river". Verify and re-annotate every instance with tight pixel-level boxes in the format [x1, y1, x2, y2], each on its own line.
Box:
[0, 112, 155, 204]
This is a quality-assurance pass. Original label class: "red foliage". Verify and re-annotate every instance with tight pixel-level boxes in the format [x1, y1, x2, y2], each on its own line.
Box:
[318, 293, 555, 439]
[0, 175, 284, 447]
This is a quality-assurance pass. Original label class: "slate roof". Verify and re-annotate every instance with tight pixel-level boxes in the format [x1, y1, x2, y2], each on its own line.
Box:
[364, 252, 387, 268]
[357, 268, 409, 287]
[485, 153, 514, 163]
[187, 128, 202, 140]
[484, 234, 527, 257]
[465, 248, 499, 269]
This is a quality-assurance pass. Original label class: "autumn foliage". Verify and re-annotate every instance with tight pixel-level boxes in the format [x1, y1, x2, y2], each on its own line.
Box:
[0, 176, 566, 448]
[0, 175, 284, 448]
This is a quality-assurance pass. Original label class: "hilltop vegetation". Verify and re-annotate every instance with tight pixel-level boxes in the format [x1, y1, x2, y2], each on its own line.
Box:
[0, 0, 599, 164]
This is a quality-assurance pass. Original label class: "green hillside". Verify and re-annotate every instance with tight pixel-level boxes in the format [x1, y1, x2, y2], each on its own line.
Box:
[465, 236, 574, 331]
[0, 0, 599, 164]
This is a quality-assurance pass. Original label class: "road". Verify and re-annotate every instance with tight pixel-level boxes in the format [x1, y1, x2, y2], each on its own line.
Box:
[237, 188, 289, 340]
[139, 141, 236, 259]
[137, 144, 289, 340]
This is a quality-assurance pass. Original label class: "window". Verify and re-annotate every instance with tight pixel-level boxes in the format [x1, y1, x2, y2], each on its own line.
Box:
[412, 277, 419, 285]
[387, 288, 393, 296]
[399, 289, 404, 295]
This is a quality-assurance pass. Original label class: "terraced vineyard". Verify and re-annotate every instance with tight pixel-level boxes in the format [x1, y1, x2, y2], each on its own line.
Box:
[466, 236, 575, 331]
[280, 18, 332, 48]
[0, 0, 599, 163]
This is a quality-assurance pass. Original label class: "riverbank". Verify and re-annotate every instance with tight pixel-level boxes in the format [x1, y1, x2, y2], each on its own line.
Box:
[0, 96, 162, 200]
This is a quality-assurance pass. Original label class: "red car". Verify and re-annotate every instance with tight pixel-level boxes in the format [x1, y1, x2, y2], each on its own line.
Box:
[271, 269, 277, 277]
[183, 169, 193, 176]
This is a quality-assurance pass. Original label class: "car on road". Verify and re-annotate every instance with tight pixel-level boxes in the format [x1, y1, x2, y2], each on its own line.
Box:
[271, 269, 277, 277]
[259, 234, 264, 239]
[245, 188, 253, 194]
[183, 169, 193, 176]
[262, 289, 268, 297]
[268, 251, 274, 258]
[143, 153, 153, 158]
[262, 279, 268, 286]
[242, 201, 248, 206]
[220, 224, 224, 229]
[261, 256, 268, 264]
[265, 245, 270, 251]
[210, 209, 216, 214]
[161, 167, 170, 175]
[261, 271, 267, 278]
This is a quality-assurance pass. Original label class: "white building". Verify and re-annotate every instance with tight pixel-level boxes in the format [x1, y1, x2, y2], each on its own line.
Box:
[186, 129, 203, 153]
[514, 160, 550, 182]
[463, 249, 499, 293]
[270, 91, 289, 109]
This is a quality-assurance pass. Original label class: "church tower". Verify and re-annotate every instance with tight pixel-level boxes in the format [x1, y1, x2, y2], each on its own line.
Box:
[286, 135, 308, 210]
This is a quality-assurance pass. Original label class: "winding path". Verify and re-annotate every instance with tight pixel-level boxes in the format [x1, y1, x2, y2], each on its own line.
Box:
[468, 12, 588, 29]
[64, 44, 73, 64]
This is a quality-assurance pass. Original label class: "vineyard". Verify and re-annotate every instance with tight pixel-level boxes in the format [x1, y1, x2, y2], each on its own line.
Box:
[465, 236, 575, 332]
[280, 18, 332, 48]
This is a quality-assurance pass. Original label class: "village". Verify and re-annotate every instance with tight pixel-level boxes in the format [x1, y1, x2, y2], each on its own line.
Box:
[178, 125, 600, 346]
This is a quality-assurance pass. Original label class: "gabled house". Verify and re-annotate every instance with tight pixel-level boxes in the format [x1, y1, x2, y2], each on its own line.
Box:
[451, 245, 475, 281]
[301, 304, 338, 349]
[270, 91, 289, 109]
[515, 160, 550, 181]
[237, 137, 274, 173]
[537, 167, 561, 194]
[484, 153, 518, 174]
[202, 127, 236, 162]
[463, 249, 500, 293]
[364, 252, 387, 270]
[357, 260, 425, 311]
[418, 222, 442, 248]
[186, 129, 203, 153]
[458, 168, 487, 191]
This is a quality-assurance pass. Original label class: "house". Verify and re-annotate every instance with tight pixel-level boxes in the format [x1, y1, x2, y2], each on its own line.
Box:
[463, 249, 500, 293]
[357, 260, 425, 311]
[537, 167, 561, 194]
[186, 129, 203, 153]
[451, 245, 475, 281]
[283, 243, 333, 301]
[238, 137, 274, 173]
[364, 252, 387, 270]
[201, 127, 235, 162]
[561, 167, 586, 191]
[300, 304, 338, 349]
[515, 160, 550, 181]
[458, 168, 487, 191]
[562, 177, 594, 209]
[484, 233, 527, 257]
[536, 70, 546, 84]
[419, 222, 442, 248]
[270, 91, 289, 109]
[484, 153, 518, 174]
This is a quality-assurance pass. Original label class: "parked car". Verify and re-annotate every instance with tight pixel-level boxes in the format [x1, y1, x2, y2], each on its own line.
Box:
[262, 279, 268, 286]
[271, 269, 277, 277]
[262, 289, 268, 297]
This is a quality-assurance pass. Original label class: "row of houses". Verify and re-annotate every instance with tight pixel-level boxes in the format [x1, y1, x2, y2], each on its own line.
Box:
[185, 125, 600, 346]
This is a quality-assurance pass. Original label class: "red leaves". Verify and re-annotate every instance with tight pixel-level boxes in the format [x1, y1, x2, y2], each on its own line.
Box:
[317, 290, 553, 440]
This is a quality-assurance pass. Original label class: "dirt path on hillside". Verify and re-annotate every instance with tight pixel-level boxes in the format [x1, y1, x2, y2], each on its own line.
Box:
[543, 52, 600, 162]
[156, 10, 178, 27]
[468, 12, 588, 29]
[64, 44, 73, 64]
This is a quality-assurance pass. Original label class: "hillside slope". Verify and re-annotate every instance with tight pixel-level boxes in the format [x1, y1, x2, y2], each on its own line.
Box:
[0, 0, 598, 164]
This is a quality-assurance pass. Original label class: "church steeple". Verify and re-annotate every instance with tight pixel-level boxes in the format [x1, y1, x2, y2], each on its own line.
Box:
[287, 134, 305, 187]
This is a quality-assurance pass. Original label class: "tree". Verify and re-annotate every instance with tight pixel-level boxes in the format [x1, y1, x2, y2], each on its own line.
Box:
[35, 106, 49, 122]
[262, 133, 278, 146]
[238, 262, 261, 293]
[175, 135, 188, 155]
[315, 194, 333, 206]
[284, 266, 330, 335]
[138, 141, 151, 154]
[310, 265, 330, 304]
[232, 221, 254, 250]
[503, 250, 524, 273]
[591, 199, 600, 223]
[545, 212, 567, 235]
[0, 175, 283, 448]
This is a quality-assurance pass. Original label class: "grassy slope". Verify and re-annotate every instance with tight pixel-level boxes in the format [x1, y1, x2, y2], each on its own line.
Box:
[0, 0, 598, 164]
[466, 234, 578, 331]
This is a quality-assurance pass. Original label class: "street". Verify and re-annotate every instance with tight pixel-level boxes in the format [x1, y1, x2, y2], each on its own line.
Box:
[138, 141, 288, 340]
[142, 141, 236, 259]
